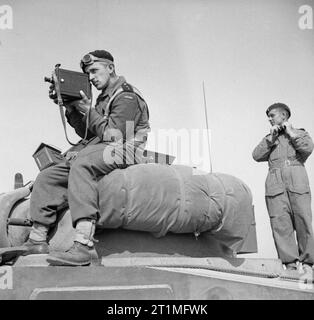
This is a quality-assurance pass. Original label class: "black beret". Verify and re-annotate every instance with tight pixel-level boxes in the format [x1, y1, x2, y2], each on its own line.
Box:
[266, 103, 291, 118]
[89, 50, 114, 62]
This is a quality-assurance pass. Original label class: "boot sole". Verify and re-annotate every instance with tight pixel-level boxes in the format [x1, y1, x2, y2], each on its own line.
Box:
[0, 246, 28, 264]
[46, 256, 91, 266]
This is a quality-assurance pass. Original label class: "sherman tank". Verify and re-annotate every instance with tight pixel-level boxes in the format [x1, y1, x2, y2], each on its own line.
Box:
[0, 154, 313, 300]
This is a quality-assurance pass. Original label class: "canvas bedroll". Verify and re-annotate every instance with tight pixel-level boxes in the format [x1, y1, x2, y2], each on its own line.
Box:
[0, 164, 257, 257]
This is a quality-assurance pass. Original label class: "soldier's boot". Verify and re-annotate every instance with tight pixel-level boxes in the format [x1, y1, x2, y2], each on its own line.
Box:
[301, 264, 314, 283]
[302, 264, 313, 275]
[23, 238, 49, 255]
[47, 219, 98, 266]
[23, 222, 49, 255]
[0, 223, 49, 264]
[285, 261, 298, 271]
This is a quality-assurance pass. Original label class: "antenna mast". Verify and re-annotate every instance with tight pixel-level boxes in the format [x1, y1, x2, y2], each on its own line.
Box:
[202, 81, 213, 173]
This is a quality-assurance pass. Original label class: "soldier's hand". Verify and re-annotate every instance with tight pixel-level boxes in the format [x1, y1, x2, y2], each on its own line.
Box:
[270, 125, 281, 137]
[48, 84, 58, 104]
[282, 121, 297, 138]
[68, 90, 91, 114]
[282, 121, 292, 132]
[49, 84, 74, 112]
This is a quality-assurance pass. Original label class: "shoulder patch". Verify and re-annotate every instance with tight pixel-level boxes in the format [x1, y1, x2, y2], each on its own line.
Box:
[121, 82, 134, 93]
[123, 95, 135, 100]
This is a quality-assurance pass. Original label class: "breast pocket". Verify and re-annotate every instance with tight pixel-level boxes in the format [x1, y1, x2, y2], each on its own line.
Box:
[265, 168, 285, 196]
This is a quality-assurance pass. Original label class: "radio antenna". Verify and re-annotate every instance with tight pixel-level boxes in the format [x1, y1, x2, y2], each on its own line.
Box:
[202, 81, 213, 173]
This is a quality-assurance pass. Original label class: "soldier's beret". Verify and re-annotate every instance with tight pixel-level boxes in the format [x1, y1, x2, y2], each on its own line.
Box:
[89, 50, 114, 62]
[266, 103, 291, 118]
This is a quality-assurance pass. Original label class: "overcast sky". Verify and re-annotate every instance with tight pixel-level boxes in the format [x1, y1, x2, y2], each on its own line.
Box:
[0, 0, 314, 259]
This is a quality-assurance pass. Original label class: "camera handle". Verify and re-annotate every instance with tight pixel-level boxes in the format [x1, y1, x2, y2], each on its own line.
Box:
[52, 64, 90, 146]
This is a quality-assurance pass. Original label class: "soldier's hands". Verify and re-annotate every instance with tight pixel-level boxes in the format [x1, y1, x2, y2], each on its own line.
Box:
[282, 121, 297, 138]
[48, 84, 58, 104]
[68, 90, 91, 114]
[282, 121, 293, 132]
[48, 84, 74, 112]
[270, 125, 281, 137]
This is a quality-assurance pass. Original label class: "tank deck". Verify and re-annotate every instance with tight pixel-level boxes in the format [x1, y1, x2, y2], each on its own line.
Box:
[0, 255, 313, 300]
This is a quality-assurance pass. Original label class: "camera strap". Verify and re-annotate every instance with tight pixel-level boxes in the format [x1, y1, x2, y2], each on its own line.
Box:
[53, 65, 84, 146]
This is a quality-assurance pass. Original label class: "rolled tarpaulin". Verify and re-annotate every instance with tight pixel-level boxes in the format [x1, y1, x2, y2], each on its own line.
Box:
[97, 164, 254, 252]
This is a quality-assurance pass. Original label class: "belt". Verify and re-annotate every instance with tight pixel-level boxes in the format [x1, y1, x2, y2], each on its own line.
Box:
[269, 159, 304, 169]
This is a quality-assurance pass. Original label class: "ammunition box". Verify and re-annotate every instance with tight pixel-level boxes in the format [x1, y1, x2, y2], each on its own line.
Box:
[33, 143, 64, 171]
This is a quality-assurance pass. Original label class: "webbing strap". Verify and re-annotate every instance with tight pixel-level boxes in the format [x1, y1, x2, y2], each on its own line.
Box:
[104, 86, 146, 119]
[103, 88, 124, 119]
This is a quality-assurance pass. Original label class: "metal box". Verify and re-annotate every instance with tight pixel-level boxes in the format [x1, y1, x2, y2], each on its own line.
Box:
[32, 143, 64, 171]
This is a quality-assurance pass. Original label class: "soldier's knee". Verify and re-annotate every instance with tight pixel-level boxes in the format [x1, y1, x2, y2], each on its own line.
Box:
[270, 215, 293, 235]
[34, 167, 55, 186]
[69, 157, 89, 175]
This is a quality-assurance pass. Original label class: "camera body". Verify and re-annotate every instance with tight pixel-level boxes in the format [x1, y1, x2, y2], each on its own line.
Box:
[45, 66, 91, 102]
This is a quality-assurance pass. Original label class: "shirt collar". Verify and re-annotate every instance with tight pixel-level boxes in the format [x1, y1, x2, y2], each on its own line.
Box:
[101, 76, 126, 99]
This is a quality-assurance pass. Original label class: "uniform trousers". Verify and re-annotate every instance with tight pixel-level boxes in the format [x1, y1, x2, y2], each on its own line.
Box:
[266, 190, 314, 264]
[30, 142, 141, 227]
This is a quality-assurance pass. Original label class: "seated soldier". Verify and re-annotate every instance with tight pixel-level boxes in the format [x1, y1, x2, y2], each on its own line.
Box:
[23, 50, 150, 266]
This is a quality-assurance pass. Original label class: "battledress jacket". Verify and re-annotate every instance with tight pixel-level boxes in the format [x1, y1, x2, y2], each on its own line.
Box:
[252, 129, 314, 196]
[65, 76, 150, 152]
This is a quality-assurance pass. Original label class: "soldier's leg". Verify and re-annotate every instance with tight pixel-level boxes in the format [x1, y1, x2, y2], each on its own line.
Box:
[30, 161, 70, 226]
[68, 143, 127, 226]
[288, 191, 314, 265]
[21, 161, 71, 255]
[48, 143, 128, 266]
[266, 192, 299, 264]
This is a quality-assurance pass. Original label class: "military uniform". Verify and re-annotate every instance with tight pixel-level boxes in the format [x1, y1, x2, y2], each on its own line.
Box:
[30, 76, 150, 227]
[253, 129, 314, 264]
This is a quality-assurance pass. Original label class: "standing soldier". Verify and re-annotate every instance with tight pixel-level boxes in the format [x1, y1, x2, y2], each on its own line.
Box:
[253, 103, 314, 274]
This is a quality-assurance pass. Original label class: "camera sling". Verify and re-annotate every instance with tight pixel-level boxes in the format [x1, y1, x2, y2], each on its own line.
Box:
[51, 64, 90, 146]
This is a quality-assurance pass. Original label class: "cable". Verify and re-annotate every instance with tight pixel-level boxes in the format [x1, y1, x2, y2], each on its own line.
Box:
[202, 81, 213, 173]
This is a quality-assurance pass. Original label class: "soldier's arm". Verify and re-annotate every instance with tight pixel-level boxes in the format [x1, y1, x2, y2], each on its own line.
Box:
[65, 108, 95, 139]
[87, 92, 139, 141]
[289, 129, 314, 160]
[252, 135, 277, 162]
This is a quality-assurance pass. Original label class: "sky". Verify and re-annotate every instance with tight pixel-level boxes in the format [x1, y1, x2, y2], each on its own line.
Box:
[0, 0, 314, 259]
